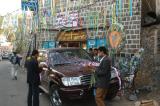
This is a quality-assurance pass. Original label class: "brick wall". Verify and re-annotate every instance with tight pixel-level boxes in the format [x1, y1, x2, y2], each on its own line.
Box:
[38, 0, 141, 53]
[37, 30, 58, 49]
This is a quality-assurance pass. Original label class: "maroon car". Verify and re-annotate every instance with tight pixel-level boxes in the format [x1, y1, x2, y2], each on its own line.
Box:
[39, 48, 120, 106]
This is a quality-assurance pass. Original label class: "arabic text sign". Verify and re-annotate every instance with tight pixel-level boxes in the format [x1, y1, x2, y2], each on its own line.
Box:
[55, 11, 78, 28]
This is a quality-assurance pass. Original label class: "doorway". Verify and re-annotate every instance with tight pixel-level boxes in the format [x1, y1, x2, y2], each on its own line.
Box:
[59, 42, 80, 47]
[68, 42, 80, 47]
[59, 41, 87, 48]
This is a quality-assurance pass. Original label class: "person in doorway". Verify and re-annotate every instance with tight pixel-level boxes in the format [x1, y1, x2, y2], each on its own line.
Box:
[11, 52, 20, 80]
[94, 46, 111, 106]
[26, 50, 43, 106]
[89, 48, 94, 58]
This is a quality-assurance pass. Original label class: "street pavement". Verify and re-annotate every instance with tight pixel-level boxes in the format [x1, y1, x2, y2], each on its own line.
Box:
[0, 60, 134, 106]
[0, 60, 50, 106]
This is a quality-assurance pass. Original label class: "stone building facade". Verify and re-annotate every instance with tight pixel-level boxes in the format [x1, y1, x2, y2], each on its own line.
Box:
[37, 0, 141, 53]
[134, 25, 160, 89]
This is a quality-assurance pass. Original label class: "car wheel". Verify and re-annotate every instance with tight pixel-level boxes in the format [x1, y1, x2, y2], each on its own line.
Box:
[49, 85, 62, 106]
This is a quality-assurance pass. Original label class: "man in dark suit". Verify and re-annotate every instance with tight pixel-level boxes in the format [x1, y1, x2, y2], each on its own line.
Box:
[94, 46, 111, 106]
[26, 50, 42, 106]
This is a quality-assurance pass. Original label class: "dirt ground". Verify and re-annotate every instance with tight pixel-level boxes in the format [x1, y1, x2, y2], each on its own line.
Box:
[111, 89, 160, 106]
[123, 90, 160, 106]
[138, 90, 160, 105]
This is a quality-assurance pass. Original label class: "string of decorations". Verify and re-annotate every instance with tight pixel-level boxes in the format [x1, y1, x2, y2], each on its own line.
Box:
[1, 0, 135, 49]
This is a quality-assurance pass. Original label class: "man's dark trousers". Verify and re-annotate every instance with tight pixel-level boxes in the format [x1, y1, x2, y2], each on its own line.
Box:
[27, 83, 39, 106]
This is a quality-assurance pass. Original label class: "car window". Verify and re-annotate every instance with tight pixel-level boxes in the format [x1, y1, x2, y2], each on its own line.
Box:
[49, 52, 71, 65]
[48, 49, 92, 66]
[64, 50, 92, 60]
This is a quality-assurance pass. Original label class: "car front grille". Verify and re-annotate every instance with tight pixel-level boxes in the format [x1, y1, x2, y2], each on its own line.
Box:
[80, 74, 92, 85]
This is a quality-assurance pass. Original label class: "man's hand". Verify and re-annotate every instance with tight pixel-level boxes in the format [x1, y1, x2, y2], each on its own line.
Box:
[83, 65, 96, 73]
[90, 68, 96, 73]
[39, 62, 48, 68]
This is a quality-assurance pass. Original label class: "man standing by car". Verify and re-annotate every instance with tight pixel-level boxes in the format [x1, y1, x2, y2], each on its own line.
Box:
[88, 48, 94, 58]
[94, 46, 111, 106]
[26, 50, 42, 106]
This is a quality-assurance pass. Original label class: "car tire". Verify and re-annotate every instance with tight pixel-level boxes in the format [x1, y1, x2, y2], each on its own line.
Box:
[49, 85, 63, 106]
[106, 79, 120, 100]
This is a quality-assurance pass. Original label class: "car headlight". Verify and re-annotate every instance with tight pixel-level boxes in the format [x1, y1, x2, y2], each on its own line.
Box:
[61, 77, 81, 86]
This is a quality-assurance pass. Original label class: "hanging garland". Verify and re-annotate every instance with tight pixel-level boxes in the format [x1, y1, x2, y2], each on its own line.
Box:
[51, 0, 56, 16]
[107, 2, 126, 51]
[107, 23, 126, 51]
[109, 31, 121, 49]
[38, 0, 135, 50]
[129, 0, 133, 16]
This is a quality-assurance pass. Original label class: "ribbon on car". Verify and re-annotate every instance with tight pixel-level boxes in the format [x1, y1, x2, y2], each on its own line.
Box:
[90, 73, 96, 96]
[112, 67, 121, 90]
[90, 73, 96, 88]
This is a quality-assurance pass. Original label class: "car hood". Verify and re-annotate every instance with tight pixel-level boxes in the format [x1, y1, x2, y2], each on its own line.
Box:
[51, 60, 98, 77]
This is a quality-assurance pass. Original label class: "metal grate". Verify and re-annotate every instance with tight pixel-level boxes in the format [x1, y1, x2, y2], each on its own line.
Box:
[80, 74, 92, 85]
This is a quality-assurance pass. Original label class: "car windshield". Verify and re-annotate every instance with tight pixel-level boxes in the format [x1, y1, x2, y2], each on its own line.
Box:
[49, 49, 92, 66]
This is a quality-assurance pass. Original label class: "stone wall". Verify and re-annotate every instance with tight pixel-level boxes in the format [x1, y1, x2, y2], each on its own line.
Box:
[142, 0, 156, 17]
[38, 0, 141, 53]
[78, 0, 141, 53]
[135, 25, 160, 89]
[156, 0, 160, 15]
